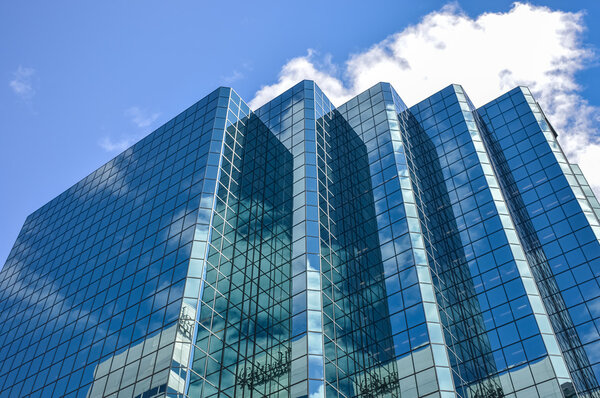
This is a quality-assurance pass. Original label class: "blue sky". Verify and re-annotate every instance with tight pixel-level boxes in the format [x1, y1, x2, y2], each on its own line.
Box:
[2, 0, 600, 265]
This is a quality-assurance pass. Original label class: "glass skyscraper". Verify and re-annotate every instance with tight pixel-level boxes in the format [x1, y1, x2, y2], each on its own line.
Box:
[1, 80, 599, 398]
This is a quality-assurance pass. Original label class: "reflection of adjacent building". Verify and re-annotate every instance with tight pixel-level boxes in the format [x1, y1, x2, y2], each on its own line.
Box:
[87, 302, 195, 398]
[237, 346, 291, 390]
[459, 355, 576, 398]
[187, 107, 295, 396]
[350, 340, 575, 398]
[323, 109, 402, 397]
[352, 361, 399, 397]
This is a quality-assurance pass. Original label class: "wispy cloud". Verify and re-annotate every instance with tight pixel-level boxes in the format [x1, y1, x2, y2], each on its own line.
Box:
[98, 136, 139, 153]
[9, 66, 36, 100]
[222, 69, 244, 84]
[125, 106, 160, 128]
[222, 62, 252, 85]
[250, 3, 600, 195]
[99, 106, 160, 153]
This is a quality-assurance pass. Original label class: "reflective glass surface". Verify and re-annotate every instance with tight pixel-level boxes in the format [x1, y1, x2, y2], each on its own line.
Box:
[0, 87, 236, 397]
[478, 87, 600, 397]
[1, 80, 599, 398]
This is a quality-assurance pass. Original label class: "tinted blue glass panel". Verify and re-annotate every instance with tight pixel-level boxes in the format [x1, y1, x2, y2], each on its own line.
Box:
[0, 80, 598, 398]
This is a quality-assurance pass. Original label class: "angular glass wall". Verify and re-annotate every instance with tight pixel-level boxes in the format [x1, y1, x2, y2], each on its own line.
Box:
[478, 87, 600, 397]
[1, 79, 600, 398]
[186, 88, 294, 397]
[0, 87, 233, 397]
[403, 84, 573, 397]
[328, 83, 456, 398]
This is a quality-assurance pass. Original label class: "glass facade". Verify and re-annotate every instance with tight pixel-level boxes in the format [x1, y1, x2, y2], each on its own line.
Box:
[0, 80, 599, 397]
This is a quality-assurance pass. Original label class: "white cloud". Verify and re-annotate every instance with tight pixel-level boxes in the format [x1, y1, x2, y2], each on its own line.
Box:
[249, 50, 351, 110]
[250, 3, 600, 196]
[125, 106, 160, 128]
[9, 66, 36, 100]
